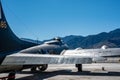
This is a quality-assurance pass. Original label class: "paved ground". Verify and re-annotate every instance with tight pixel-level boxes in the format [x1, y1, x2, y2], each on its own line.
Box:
[1, 63, 120, 80]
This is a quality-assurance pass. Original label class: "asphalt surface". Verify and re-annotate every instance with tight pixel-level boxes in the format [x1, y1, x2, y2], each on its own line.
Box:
[1, 63, 120, 80]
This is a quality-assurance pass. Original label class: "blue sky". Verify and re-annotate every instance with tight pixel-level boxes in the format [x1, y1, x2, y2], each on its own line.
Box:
[2, 0, 120, 40]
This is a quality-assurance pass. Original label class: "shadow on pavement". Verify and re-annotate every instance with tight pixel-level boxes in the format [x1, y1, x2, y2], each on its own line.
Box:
[16, 70, 120, 80]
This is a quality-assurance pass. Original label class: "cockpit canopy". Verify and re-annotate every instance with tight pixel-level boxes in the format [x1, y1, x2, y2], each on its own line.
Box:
[53, 37, 61, 41]
[44, 37, 63, 45]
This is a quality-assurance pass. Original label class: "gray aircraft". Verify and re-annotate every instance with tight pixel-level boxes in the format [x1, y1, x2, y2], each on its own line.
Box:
[18, 37, 69, 71]
[1, 1, 120, 80]
[0, 1, 69, 78]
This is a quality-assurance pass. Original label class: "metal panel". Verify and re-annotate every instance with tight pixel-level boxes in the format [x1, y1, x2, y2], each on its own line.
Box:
[1, 53, 92, 65]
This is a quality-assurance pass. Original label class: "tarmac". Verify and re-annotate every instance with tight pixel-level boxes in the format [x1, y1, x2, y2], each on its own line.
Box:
[0, 63, 120, 80]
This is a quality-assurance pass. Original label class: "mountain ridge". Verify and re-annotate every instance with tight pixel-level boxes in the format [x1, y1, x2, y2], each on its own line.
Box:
[21, 28, 120, 49]
[62, 28, 120, 49]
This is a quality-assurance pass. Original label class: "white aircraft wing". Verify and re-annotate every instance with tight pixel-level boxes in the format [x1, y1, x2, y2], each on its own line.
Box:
[1, 53, 92, 65]
[61, 48, 120, 62]
[62, 48, 120, 57]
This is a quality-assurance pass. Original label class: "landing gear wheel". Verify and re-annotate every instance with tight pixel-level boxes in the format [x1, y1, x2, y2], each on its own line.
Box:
[7, 71, 16, 80]
[31, 66, 37, 72]
[38, 64, 48, 72]
[75, 64, 82, 72]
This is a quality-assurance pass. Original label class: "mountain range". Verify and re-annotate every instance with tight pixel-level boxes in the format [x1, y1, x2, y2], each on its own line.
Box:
[22, 28, 120, 49]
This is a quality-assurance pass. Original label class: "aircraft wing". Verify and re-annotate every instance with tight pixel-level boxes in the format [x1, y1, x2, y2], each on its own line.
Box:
[1, 53, 92, 65]
[61, 48, 120, 62]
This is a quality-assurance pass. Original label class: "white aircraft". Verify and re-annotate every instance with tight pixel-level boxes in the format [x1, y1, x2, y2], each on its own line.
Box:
[62, 45, 120, 71]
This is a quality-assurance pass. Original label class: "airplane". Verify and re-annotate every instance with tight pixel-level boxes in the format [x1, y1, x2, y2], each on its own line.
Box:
[0, 1, 91, 79]
[62, 45, 120, 71]
[1, 1, 120, 80]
